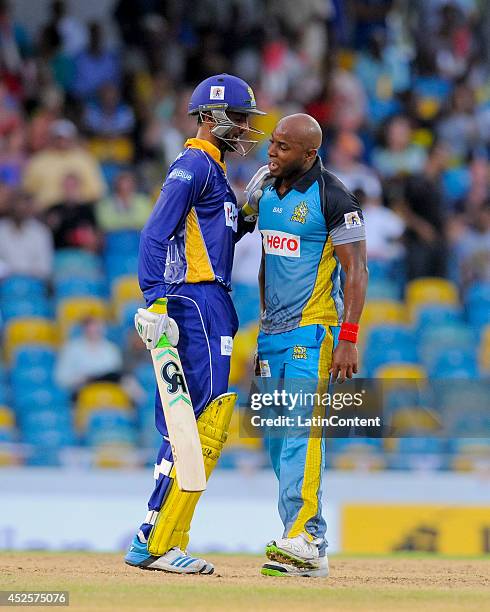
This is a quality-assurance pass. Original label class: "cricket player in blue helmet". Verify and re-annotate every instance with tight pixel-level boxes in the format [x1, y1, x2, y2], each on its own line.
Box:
[125, 74, 264, 574]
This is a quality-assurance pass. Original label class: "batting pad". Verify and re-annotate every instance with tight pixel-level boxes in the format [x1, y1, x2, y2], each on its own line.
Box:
[148, 392, 237, 555]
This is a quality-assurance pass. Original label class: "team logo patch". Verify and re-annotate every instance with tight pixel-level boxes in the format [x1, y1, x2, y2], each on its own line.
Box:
[259, 360, 271, 378]
[292, 346, 307, 360]
[247, 86, 257, 107]
[221, 336, 233, 356]
[210, 85, 225, 100]
[262, 230, 300, 257]
[168, 168, 193, 182]
[224, 201, 238, 232]
[290, 201, 309, 224]
[344, 211, 362, 228]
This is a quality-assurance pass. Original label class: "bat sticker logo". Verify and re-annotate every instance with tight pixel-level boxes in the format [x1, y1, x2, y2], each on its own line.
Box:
[161, 360, 188, 395]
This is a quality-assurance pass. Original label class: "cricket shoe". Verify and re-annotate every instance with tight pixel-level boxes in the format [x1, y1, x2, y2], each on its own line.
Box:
[261, 558, 329, 578]
[265, 534, 327, 571]
[124, 535, 214, 574]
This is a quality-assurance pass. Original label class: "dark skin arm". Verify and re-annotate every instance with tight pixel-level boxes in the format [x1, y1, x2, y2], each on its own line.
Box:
[330, 240, 368, 383]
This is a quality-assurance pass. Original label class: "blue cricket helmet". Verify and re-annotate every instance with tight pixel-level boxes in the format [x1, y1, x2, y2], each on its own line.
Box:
[188, 74, 265, 116]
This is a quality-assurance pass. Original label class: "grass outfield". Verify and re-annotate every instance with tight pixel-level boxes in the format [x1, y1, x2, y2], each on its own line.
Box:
[0, 552, 489, 611]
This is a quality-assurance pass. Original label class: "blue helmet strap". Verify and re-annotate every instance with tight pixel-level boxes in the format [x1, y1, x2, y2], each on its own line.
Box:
[198, 108, 263, 157]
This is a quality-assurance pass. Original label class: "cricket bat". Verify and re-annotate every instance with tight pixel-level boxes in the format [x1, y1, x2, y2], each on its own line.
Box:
[151, 334, 206, 492]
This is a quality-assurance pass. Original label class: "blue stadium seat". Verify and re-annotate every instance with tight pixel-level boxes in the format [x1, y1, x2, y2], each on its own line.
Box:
[0, 276, 47, 300]
[53, 249, 104, 281]
[12, 347, 56, 371]
[363, 326, 417, 375]
[105, 254, 138, 282]
[134, 362, 156, 390]
[20, 408, 72, 432]
[388, 437, 447, 470]
[366, 279, 400, 301]
[418, 324, 476, 368]
[466, 281, 490, 306]
[85, 410, 137, 446]
[232, 284, 260, 327]
[23, 427, 75, 447]
[26, 447, 62, 466]
[0, 428, 15, 443]
[468, 303, 490, 328]
[415, 305, 462, 332]
[364, 346, 418, 376]
[14, 387, 71, 412]
[54, 277, 107, 301]
[10, 365, 54, 391]
[104, 230, 141, 256]
[429, 348, 479, 378]
[0, 298, 52, 321]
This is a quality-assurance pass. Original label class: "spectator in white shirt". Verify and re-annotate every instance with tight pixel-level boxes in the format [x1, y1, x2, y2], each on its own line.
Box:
[55, 317, 123, 393]
[0, 189, 53, 279]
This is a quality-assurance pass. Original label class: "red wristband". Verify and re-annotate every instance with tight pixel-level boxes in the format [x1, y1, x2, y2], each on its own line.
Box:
[339, 322, 359, 343]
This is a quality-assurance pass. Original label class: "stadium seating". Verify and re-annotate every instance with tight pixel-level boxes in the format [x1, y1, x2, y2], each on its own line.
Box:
[406, 277, 459, 318]
[360, 300, 407, 331]
[54, 277, 107, 302]
[57, 297, 110, 338]
[104, 230, 140, 256]
[0, 275, 47, 300]
[75, 382, 132, 430]
[0, 298, 52, 322]
[85, 410, 137, 446]
[4, 318, 58, 363]
[105, 254, 139, 283]
[53, 249, 104, 281]
[111, 275, 143, 319]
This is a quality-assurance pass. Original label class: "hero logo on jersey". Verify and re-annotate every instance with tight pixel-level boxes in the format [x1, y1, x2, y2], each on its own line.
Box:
[344, 211, 362, 228]
[262, 230, 301, 257]
[224, 201, 238, 232]
[168, 168, 193, 182]
[210, 86, 225, 100]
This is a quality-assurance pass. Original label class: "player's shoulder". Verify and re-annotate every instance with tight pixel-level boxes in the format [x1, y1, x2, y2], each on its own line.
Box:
[319, 167, 352, 196]
[166, 148, 211, 184]
[319, 167, 358, 208]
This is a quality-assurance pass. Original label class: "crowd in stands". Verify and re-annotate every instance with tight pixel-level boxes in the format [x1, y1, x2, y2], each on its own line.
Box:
[0, 0, 488, 470]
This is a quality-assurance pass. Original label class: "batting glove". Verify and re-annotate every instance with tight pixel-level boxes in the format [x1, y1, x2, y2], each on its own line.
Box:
[134, 299, 179, 349]
[241, 164, 271, 222]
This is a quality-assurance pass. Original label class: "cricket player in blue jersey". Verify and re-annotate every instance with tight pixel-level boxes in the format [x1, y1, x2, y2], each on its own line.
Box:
[245, 114, 368, 577]
[124, 74, 264, 574]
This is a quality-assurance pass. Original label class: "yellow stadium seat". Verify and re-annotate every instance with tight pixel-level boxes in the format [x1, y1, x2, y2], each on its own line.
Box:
[4, 317, 58, 362]
[229, 323, 258, 386]
[57, 297, 110, 338]
[360, 301, 407, 330]
[76, 382, 132, 429]
[0, 406, 15, 429]
[0, 447, 20, 466]
[390, 407, 440, 433]
[375, 363, 427, 379]
[93, 443, 139, 468]
[406, 277, 459, 317]
[479, 324, 490, 372]
[112, 275, 143, 318]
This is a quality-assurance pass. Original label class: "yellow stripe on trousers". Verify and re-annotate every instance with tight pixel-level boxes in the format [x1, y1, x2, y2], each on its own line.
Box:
[287, 327, 333, 540]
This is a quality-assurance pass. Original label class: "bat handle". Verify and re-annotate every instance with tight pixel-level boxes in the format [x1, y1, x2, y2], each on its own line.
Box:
[156, 334, 171, 349]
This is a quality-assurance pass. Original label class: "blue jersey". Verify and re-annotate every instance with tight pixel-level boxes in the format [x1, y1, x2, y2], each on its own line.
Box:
[139, 138, 252, 306]
[258, 157, 366, 334]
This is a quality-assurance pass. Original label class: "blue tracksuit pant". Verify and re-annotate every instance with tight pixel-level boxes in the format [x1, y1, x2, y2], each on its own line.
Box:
[257, 324, 340, 555]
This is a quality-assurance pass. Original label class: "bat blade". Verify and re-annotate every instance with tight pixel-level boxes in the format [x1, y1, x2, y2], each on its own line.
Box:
[151, 337, 206, 492]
